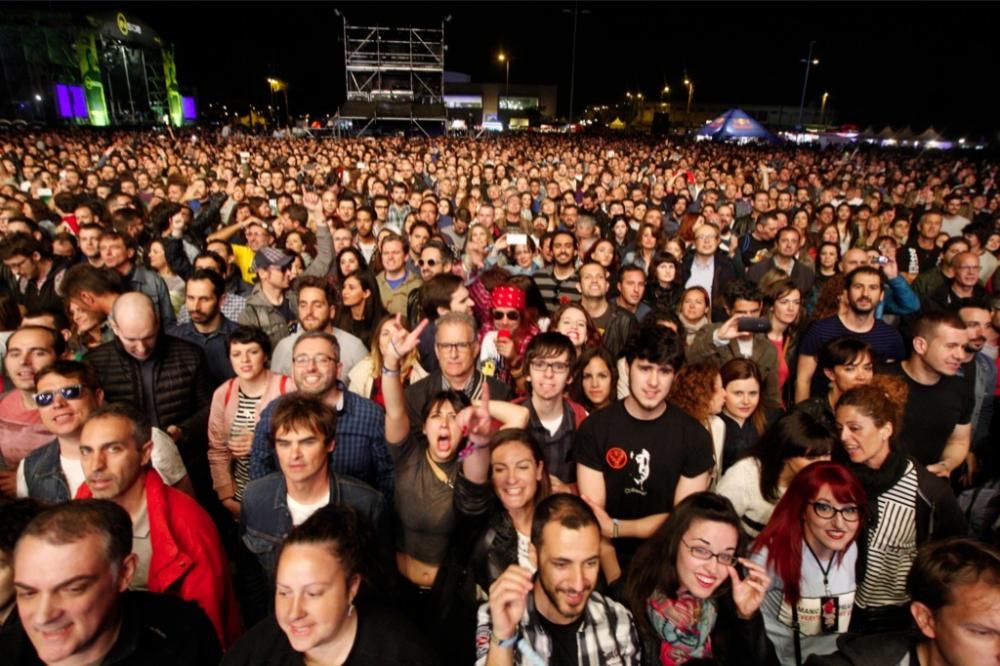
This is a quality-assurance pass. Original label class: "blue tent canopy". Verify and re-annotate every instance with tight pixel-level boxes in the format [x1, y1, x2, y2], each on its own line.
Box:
[694, 108, 779, 143]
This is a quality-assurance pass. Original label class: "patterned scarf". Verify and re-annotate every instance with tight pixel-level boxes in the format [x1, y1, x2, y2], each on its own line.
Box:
[647, 590, 717, 666]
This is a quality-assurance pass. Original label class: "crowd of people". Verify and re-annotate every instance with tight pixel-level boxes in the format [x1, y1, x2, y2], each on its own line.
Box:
[0, 126, 999, 665]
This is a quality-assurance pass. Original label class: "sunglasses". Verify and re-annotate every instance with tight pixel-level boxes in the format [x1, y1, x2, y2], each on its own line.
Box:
[492, 310, 520, 322]
[33, 384, 84, 407]
[418, 258, 440, 267]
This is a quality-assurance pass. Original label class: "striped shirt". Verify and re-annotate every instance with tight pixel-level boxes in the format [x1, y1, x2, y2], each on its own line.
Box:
[229, 388, 259, 502]
[475, 589, 640, 665]
[856, 461, 919, 609]
[534, 268, 582, 311]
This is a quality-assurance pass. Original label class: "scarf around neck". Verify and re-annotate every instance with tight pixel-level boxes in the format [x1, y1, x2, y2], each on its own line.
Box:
[648, 589, 718, 666]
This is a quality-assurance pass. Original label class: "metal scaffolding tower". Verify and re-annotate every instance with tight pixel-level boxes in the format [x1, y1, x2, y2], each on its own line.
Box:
[336, 20, 447, 136]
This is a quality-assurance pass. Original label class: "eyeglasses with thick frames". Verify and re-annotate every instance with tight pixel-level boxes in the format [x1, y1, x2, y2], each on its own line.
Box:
[810, 501, 860, 522]
[435, 341, 475, 354]
[34, 384, 84, 407]
[529, 360, 570, 374]
[680, 540, 738, 567]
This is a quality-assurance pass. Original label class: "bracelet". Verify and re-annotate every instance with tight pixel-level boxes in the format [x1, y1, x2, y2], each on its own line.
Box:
[381, 366, 401, 376]
[458, 439, 490, 460]
[490, 630, 518, 649]
[612, 518, 620, 539]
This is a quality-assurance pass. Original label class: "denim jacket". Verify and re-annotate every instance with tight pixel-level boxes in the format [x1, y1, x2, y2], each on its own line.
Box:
[240, 471, 387, 578]
[21, 440, 70, 503]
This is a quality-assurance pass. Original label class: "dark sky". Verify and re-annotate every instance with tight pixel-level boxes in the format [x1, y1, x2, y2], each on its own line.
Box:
[44, 2, 1000, 136]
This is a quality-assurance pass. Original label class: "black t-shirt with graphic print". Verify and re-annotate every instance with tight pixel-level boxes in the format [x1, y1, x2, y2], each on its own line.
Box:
[573, 399, 714, 567]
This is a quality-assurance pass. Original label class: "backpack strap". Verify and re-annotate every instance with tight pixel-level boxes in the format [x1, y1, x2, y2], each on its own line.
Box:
[223, 378, 237, 407]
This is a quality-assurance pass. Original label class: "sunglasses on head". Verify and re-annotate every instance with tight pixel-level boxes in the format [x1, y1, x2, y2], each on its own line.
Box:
[493, 310, 520, 321]
[33, 384, 84, 407]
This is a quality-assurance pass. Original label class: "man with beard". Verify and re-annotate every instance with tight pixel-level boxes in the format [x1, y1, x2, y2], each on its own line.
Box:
[248, 331, 393, 499]
[75, 404, 240, 647]
[475, 494, 640, 665]
[354, 205, 378, 263]
[534, 230, 581, 311]
[167, 269, 238, 387]
[956, 299, 996, 481]
[269, 276, 367, 379]
[795, 267, 906, 403]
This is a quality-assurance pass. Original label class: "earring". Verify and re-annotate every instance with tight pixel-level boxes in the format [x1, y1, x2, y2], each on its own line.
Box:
[347, 603, 355, 617]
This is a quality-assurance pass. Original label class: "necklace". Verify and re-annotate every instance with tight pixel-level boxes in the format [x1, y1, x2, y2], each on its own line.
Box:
[425, 448, 454, 489]
[804, 540, 835, 596]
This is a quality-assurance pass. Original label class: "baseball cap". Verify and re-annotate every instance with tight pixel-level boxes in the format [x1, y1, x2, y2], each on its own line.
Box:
[253, 247, 293, 271]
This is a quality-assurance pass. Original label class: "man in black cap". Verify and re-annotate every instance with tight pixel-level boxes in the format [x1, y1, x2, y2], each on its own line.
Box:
[239, 246, 295, 349]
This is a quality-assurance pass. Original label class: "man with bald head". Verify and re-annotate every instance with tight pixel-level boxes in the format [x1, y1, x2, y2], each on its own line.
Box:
[85, 292, 214, 495]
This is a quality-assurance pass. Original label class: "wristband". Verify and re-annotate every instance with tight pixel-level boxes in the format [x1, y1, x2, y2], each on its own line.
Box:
[490, 630, 518, 649]
[381, 366, 401, 376]
[612, 518, 620, 539]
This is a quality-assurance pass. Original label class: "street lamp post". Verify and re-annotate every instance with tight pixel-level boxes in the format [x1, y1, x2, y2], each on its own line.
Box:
[497, 52, 510, 101]
[684, 78, 694, 130]
[797, 41, 819, 129]
[820, 91, 830, 125]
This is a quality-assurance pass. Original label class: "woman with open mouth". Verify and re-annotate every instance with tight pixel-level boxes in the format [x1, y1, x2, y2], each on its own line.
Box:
[624, 492, 777, 665]
[752, 461, 866, 664]
[380, 314, 528, 664]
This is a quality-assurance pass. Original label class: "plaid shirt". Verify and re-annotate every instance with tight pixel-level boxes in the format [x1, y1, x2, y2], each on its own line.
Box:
[247, 384, 393, 499]
[475, 590, 641, 666]
[387, 203, 411, 232]
[176, 292, 247, 325]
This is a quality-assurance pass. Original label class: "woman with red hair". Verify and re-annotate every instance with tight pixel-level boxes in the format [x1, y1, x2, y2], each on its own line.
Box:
[751, 461, 866, 665]
[478, 284, 539, 391]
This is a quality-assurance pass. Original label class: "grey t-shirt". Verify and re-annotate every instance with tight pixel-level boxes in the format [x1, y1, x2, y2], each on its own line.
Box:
[390, 434, 458, 565]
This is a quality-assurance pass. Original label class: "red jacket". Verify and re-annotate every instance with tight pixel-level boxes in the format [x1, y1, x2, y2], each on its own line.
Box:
[77, 469, 241, 647]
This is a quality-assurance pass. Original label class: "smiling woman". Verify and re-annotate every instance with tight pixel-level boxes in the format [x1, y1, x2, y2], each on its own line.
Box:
[222, 506, 438, 665]
[752, 462, 866, 664]
[624, 492, 777, 665]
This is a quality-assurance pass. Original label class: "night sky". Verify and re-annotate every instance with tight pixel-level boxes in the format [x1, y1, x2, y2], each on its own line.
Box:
[40, 2, 1000, 137]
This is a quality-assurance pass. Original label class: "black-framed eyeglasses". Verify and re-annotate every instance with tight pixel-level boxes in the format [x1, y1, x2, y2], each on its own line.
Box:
[493, 310, 520, 322]
[418, 259, 439, 267]
[810, 501, 861, 522]
[33, 384, 84, 407]
[435, 341, 475, 354]
[680, 540, 738, 567]
[529, 360, 570, 374]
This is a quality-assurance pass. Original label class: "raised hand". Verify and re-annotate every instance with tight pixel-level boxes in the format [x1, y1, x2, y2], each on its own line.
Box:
[487, 565, 533, 643]
[380, 314, 429, 368]
[302, 186, 322, 213]
[728, 558, 771, 619]
[456, 380, 492, 448]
